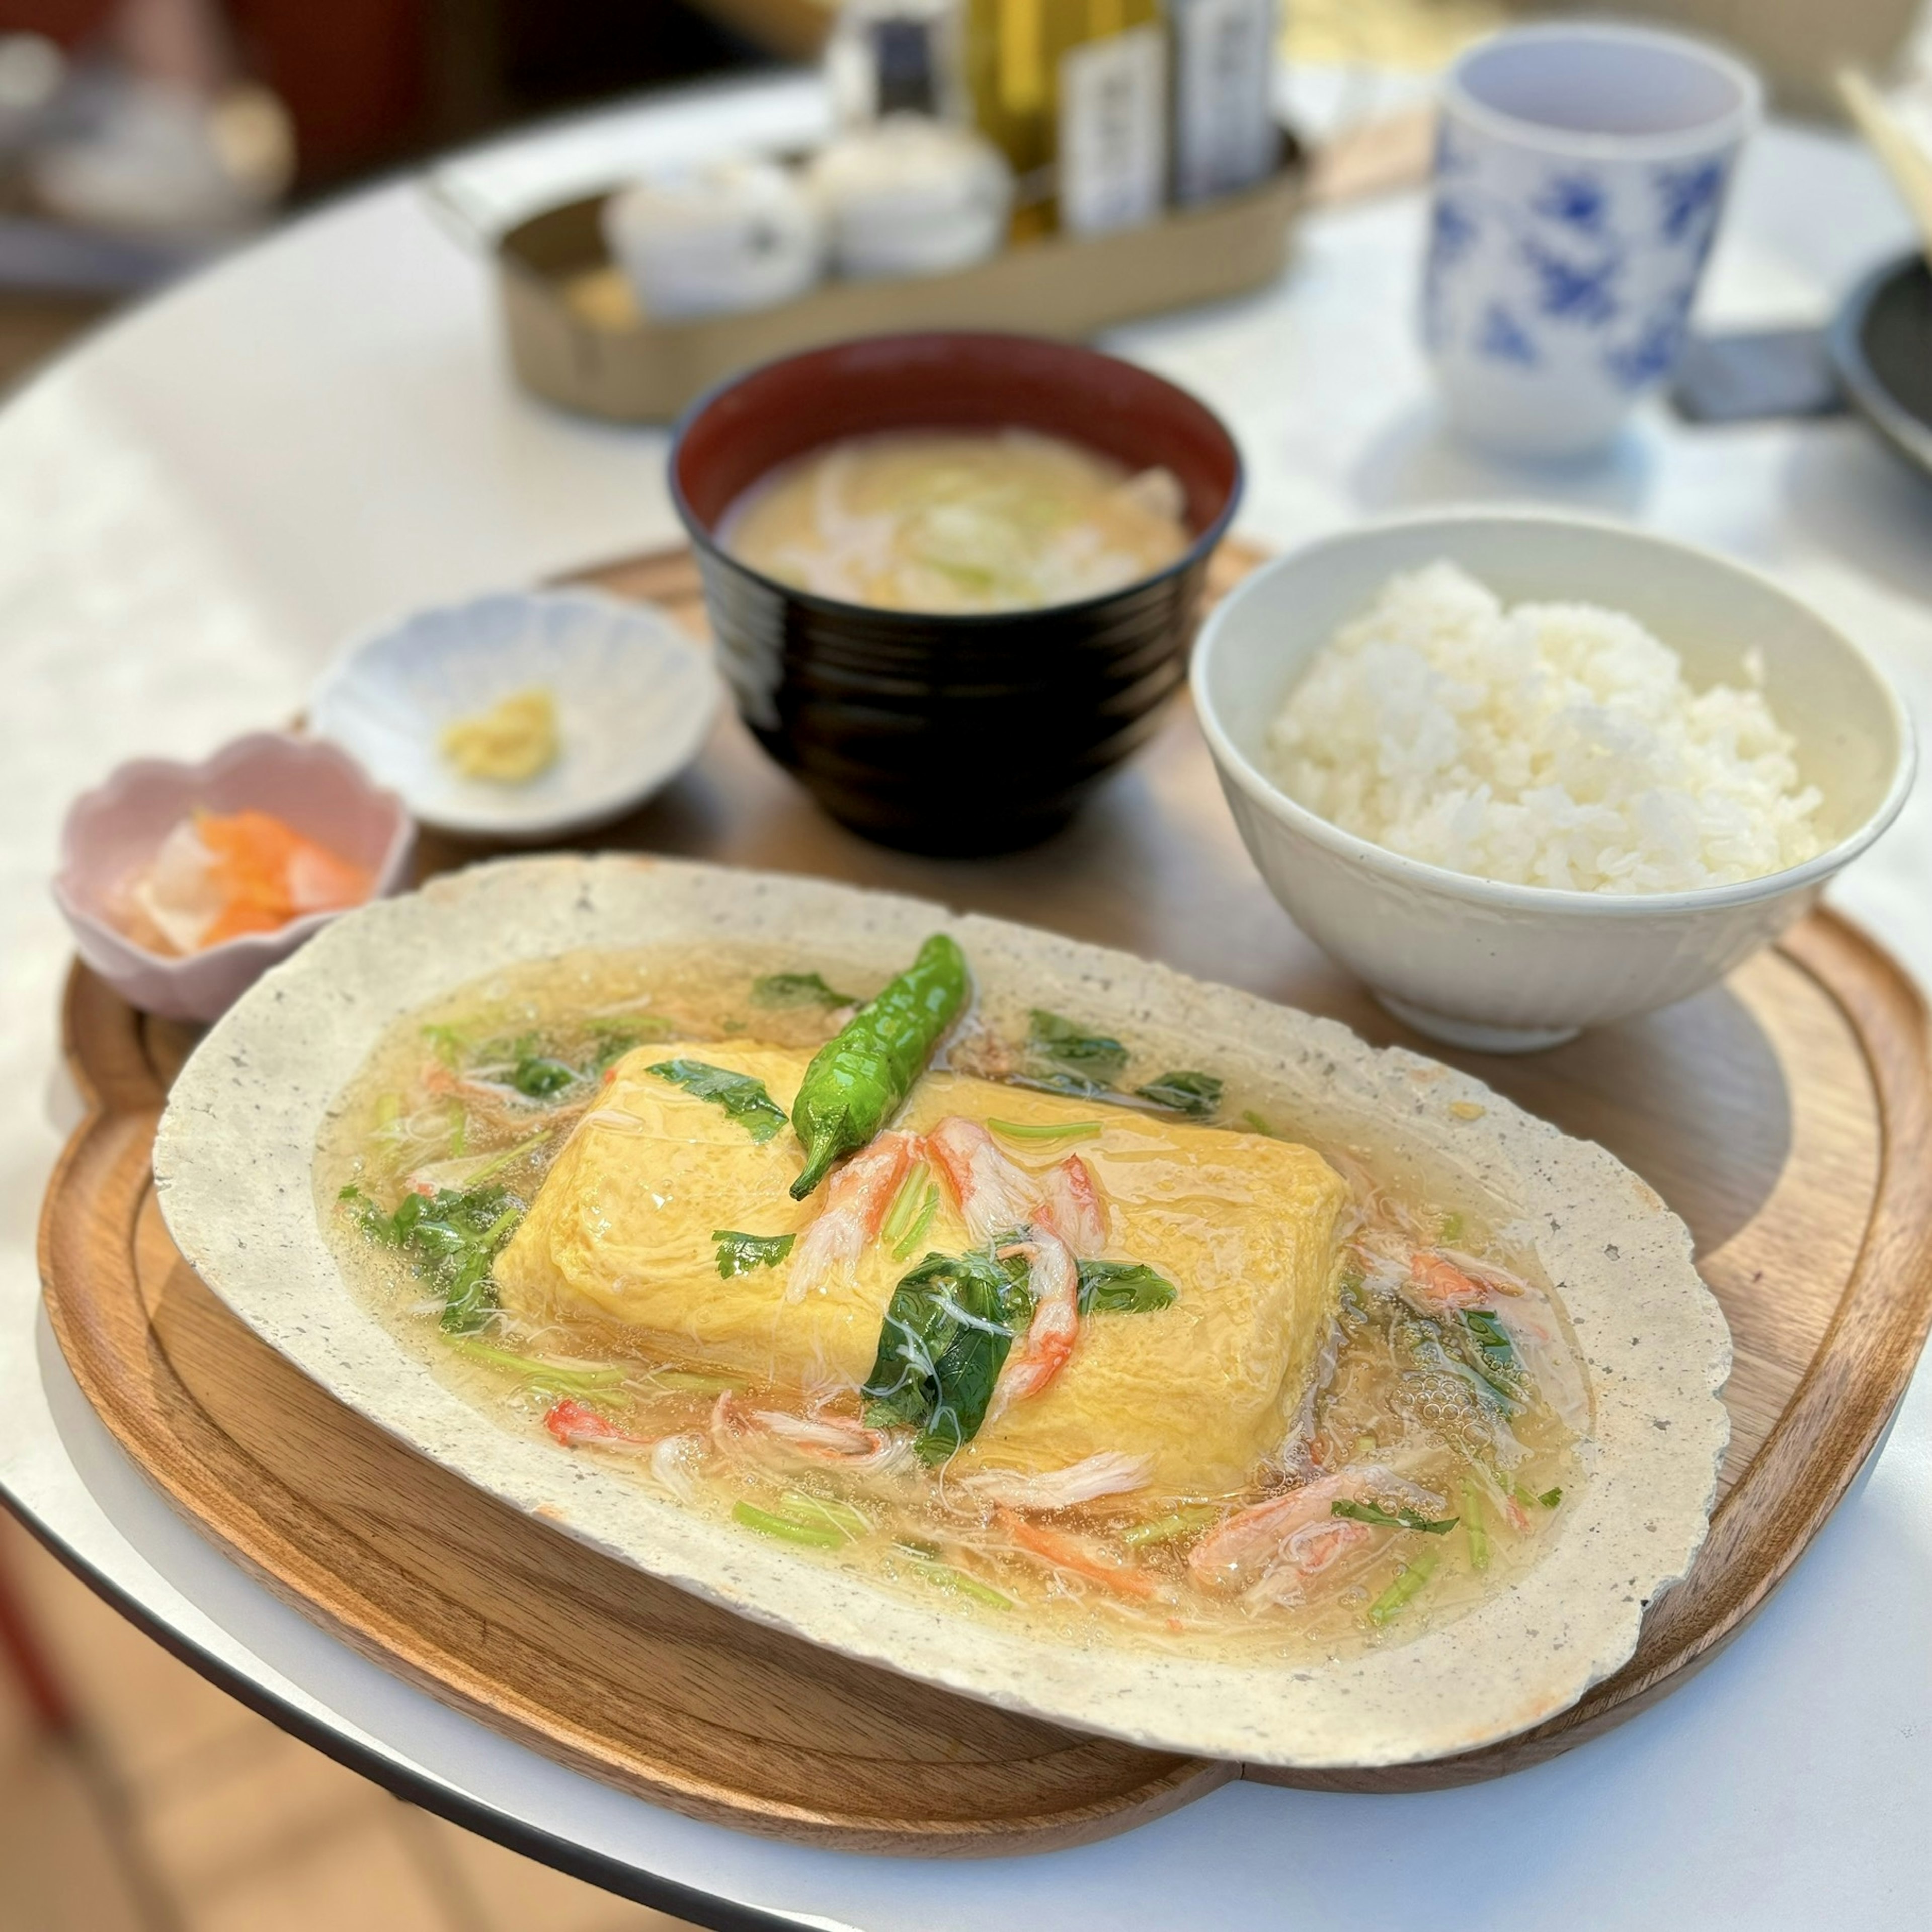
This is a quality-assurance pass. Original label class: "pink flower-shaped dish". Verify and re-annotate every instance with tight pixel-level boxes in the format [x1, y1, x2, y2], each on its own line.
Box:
[54, 732, 416, 1024]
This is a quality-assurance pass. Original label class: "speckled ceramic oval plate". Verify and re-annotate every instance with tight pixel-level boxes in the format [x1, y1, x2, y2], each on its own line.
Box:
[151, 855, 1730, 1768]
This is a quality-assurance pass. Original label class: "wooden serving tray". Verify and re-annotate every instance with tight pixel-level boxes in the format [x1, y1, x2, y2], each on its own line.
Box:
[38, 544, 1932, 1855]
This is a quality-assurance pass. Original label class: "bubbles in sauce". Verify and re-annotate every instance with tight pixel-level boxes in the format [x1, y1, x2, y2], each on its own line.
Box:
[316, 943, 1587, 1665]
[717, 428, 1192, 614]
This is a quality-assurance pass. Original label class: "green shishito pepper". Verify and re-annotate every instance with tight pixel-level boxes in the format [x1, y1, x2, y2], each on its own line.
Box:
[788, 933, 969, 1200]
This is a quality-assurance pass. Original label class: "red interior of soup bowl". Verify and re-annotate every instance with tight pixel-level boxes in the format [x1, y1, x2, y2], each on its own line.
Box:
[671, 332, 1242, 540]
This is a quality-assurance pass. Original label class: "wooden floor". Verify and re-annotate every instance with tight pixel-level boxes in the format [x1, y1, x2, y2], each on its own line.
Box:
[0, 1516, 692, 1932]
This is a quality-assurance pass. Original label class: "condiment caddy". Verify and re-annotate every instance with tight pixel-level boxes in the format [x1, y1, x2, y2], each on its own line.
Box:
[496, 133, 1304, 423]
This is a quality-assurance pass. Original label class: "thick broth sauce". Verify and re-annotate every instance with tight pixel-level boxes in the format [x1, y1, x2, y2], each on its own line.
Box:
[317, 944, 1584, 1664]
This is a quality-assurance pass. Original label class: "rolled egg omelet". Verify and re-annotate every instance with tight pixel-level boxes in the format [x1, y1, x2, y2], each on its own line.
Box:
[494, 1044, 1347, 1497]
[492, 1042, 906, 1389]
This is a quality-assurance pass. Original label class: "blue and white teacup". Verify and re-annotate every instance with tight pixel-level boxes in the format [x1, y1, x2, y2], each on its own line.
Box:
[1423, 22, 1761, 459]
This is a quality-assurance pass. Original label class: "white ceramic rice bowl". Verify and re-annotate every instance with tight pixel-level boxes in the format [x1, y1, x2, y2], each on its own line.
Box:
[309, 590, 722, 841]
[1192, 510, 1914, 1051]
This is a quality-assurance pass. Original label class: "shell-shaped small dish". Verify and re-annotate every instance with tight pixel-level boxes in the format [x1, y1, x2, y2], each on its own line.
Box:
[308, 590, 722, 842]
[54, 732, 415, 1025]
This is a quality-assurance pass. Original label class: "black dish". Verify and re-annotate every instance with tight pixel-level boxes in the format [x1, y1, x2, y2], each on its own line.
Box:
[669, 332, 1243, 856]
[1830, 252, 1932, 484]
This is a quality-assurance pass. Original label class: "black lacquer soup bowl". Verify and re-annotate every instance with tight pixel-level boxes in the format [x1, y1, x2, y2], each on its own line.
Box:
[670, 331, 1243, 855]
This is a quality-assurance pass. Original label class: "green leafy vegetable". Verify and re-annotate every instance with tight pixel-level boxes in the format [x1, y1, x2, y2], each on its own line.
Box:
[512, 1054, 578, 1098]
[1240, 1109, 1279, 1138]
[1539, 1487, 1563, 1509]
[880, 1163, 942, 1262]
[344, 1184, 423, 1245]
[1391, 1309, 1528, 1479]
[1369, 1553, 1438, 1626]
[1455, 1307, 1531, 1412]
[651, 1368, 746, 1394]
[897, 1550, 1013, 1609]
[752, 971, 856, 1009]
[648, 1058, 788, 1144]
[1026, 1010, 1129, 1086]
[918, 556, 998, 593]
[1332, 1499, 1459, 1535]
[588, 1020, 667, 1070]
[891, 1184, 940, 1262]
[857, 1244, 1171, 1465]
[779, 1491, 870, 1540]
[401, 1129, 552, 1203]
[1462, 1307, 1520, 1381]
[1402, 1310, 1523, 1415]
[1134, 1070, 1223, 1118]
[1336, 1264, 1369, 1333]
[732, 1501, 845, 1549]
[1075, 1258, 1178, 1316]
[1450, 1348, 1523, 1411]
[1120, 1505, 1219, 1548]
[1439, 1211, 1466, 1243]
[1462, 1478, 1490, 1572]
[446, 1338, 625, 1399]
[458, 1128, 551, 1189]
[343, 1182, 523, 1334]
[862, 1248, 1032, 1462]
[1011, 1069, 1117, 1100]
[712, 1230, 797, 1278]
[987, 1118, 1103, 1143]
[879, 1162, 931, 1249]
[429, 1014, 663, 1093]
[422, 1023, 470, 1068]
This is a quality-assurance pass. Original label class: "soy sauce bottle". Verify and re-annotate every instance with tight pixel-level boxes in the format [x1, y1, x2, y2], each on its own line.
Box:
[1169, 0, 1278, 205]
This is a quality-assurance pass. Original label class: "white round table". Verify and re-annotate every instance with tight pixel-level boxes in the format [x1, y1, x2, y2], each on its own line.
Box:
[3, 72, 1929, 1931]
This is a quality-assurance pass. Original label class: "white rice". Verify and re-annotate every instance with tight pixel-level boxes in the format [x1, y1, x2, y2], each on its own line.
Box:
[1265, 560, 1824, 894]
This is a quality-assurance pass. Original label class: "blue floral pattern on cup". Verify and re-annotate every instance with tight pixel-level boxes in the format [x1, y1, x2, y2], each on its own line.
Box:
[1655, 159, 1725, 245]
[1532, 172, 1609, 234]
[1478, 303, 1539, 366]
[1421, 31, 1756, 457]
[1426, 156, 1735, 395]
[1517, 231, 1622, 328]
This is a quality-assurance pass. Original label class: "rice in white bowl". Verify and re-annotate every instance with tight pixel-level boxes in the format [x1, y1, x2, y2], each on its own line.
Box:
[1265, 561, 1825, 894]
